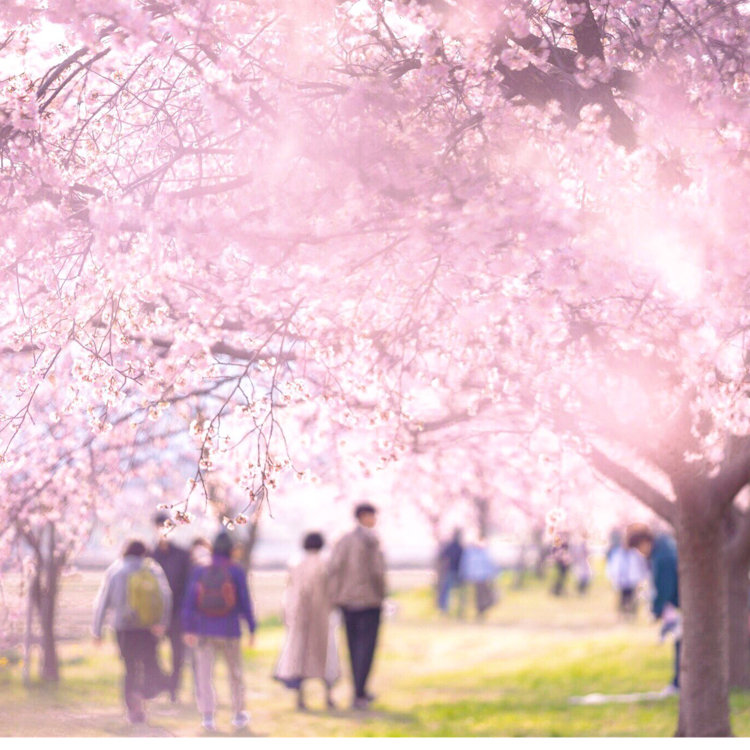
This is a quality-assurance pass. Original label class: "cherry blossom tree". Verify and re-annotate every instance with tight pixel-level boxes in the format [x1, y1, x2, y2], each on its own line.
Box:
[2, 0, 750, 736]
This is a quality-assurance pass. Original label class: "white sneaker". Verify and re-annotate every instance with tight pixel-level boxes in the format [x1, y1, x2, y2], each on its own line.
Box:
[231, 711, 250, 729]
[660, 684, 680, 697]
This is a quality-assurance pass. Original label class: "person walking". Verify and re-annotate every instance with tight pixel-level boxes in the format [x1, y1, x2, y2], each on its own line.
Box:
[550, 532, 572, 596]
[606, 537, 649, 617]
[437, 529, 464, 615]
[570, 534, 592, 595]
[186, 536, 212, 713]
[458, 534, 499, 619]
[151, 512, 192, 702]
[627, 524, 681, 694]
[327, 502, 387, 710]
[181, 531, 257, 732]
[274, 532, 340, 711]
[92, 539, 172, 724]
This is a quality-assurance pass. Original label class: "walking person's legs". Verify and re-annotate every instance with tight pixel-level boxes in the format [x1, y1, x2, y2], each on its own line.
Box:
[116, 630, 146, 723]
[167, 621, 186, 701]
[356, 607, 381, 700]
[220, 637, 248, 728]
[141, 629, 163, 700]
[673, 639, 682, 689]
[438, 570, 457, 613]
[193, 637, 217, 730]
[342, 608, 360, 701]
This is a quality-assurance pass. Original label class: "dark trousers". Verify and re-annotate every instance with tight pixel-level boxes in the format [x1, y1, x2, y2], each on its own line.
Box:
[165, 620, 185, 696]
[551, 563, 569, 596]
[116, 629, 161, 718]
[619, 587, 636, 614]
[673, 639, 682, 688]
[342, 607, 381, 699]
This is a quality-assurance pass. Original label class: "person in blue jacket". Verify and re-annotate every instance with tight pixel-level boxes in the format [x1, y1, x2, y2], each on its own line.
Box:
[182, 531, 256, 732]
[628, 525, 681, 694]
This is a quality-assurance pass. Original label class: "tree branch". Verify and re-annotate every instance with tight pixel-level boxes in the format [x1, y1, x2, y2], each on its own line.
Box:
[589, 445, 676, 524]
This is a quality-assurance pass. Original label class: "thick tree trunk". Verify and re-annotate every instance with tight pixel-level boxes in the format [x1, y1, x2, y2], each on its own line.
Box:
[727, 553, 750, 690]
[676, 493, 731, 736]
[35, 555, 60, 683]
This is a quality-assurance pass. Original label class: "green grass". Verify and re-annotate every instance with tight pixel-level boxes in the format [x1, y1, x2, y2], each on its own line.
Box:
[2, 568, 750, 736]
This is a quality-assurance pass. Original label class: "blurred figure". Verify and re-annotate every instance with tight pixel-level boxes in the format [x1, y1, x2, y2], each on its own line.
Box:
[606, 528, 623, 563]
[627, 524, 681, 694]
[328, 502, 387, 710]
[550, 533, 572, 597]
[436, 528, 464, 615]
[182, 531, 257, 732]
[274, 532, 340, 711]
[187, 536, 212, 712]
[570, 533, 592, 595]
[532, 526, 548, 579]
[459, 534, 499, 619]
[606, 535, 649, 618]
[151, 511, 192, 702]
[92, 539, 172, 724]
[189, 536, 212, 569]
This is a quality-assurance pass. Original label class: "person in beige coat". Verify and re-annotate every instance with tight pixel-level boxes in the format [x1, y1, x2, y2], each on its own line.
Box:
[274, 532, 340, 710]
[327, 503, 386, 710]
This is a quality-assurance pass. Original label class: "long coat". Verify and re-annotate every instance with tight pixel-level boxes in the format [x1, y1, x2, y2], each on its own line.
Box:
[274, 552, 340, 687]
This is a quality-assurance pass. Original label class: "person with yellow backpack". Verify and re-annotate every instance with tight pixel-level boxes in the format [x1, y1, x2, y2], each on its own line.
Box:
[92, 539, 172, 724]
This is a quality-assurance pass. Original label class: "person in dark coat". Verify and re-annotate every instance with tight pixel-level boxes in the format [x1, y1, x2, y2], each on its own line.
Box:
[151, 511, 192, 702]
[437, 529, 464, 614]
[628, 525, 681, 693]
[550, 533, 572, 597]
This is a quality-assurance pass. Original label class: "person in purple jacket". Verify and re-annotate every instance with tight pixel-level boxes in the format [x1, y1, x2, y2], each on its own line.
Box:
[182, 531, 256, 732]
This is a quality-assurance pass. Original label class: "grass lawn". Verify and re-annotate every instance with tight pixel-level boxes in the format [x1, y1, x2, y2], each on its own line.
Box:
[1, 566, 749, 737]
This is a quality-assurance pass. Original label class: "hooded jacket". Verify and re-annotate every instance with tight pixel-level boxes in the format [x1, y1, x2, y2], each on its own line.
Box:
[92, 555, 172, 637]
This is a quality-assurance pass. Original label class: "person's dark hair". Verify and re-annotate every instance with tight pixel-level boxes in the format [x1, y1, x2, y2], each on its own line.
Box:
[213, 531, 233, 557]
[123, 539, 147, 557]
[354, 502, 377, 519]
[303, 532, 324, 551]
[153, 511, 170, 527]
[626, 525, 654, 550]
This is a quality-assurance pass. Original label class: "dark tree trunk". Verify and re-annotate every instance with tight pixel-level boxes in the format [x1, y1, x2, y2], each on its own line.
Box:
[676, 490, 731, 736]
[238, 518, 261, 573]
[474, 495, 490, 539]
[34, 553, 60, 683]
[724, 507, 750, 690]
[727, 552, 750, 690]
[38, 574, 59, 682]
[512, 542, 528, 589]
[28, 522, 62, 683]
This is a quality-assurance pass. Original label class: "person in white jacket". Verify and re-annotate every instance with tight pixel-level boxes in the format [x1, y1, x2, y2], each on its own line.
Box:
[606, 542, 648, 618]
[92, 538, 172, 724]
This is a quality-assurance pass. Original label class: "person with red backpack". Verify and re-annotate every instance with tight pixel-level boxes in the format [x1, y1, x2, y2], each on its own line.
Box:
[181, 531, 256, 732]
[92, 539, 172, 724]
